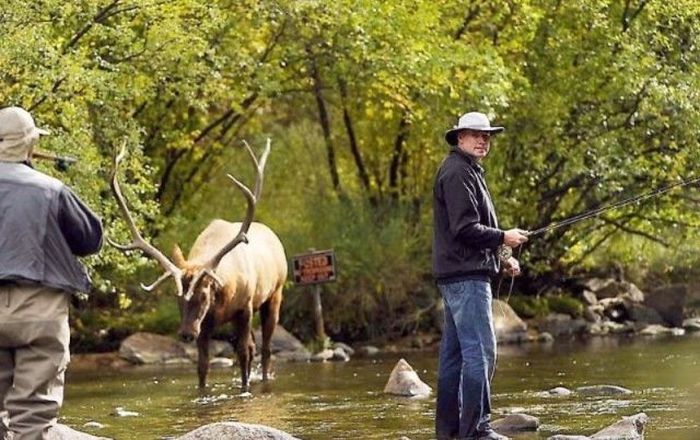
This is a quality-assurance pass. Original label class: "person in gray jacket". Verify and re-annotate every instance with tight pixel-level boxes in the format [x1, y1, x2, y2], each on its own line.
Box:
[0, 106, 103, 440]
[433, 112, 528, 440]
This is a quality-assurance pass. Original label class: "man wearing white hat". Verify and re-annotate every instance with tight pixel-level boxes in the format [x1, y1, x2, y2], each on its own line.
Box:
[0, 107, 103, 439]
[432, 112, 528, 440]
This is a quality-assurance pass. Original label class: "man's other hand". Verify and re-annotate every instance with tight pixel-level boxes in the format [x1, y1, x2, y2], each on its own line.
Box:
[504, 257, 521, 277]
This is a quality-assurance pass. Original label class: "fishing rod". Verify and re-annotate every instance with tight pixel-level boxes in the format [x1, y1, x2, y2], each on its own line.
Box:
[495, 174, 699, 301]
[497, 175, 700, 264]
[31, 149, 78, 171]
[526, 175, 700, 237]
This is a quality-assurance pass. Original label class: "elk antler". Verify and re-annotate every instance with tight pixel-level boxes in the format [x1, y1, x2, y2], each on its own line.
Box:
[182, 139, 272, 300]
[108, 143, 185, 296]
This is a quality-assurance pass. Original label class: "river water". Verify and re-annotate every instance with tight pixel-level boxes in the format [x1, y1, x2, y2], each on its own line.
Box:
[61, 334, 700, 439]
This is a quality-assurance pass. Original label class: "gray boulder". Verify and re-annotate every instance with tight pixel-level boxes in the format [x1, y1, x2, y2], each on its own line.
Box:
[575, 385, 632, 396]
[493, 299, 528, 343]
[626, 302, 665, 325]
[537, 313, 587, 337]
[548, 436, 590, 440]
[383, 358, 431, 398]
[253, 325, 307, 354]
[644, 284, 687, 327]
[683, 317, 700, 332]
[590, 412, 648, 439]
[547, 413, 648, 440]
[490, 413, 539, 432]
[639, 324, 685, 336]
[176, 422, 300, 440]
[48, 424, 112, 440]
[118, 332, 189, 364]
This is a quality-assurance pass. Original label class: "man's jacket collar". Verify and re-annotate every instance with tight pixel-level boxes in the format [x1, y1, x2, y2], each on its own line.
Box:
[449, 148, 485, 174]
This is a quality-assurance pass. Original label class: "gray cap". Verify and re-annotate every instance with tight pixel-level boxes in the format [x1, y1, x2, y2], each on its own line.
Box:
[444, 112, 504, 146]
[0, 107, 50, 161]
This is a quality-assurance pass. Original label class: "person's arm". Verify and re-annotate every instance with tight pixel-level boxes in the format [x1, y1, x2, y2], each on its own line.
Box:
[441, 169, 503, 249]
[57, 186, 104, 256]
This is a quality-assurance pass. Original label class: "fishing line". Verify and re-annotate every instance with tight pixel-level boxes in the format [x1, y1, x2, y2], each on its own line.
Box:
[527, 175, 700, 237]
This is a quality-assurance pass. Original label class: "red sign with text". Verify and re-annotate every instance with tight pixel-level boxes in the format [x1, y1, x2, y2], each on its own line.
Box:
[292, 250, 337, 285]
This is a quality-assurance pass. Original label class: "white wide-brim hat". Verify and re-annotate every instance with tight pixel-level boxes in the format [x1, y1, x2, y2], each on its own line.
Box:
[0, 106, 50, 161]
[444, 111, 504, 146]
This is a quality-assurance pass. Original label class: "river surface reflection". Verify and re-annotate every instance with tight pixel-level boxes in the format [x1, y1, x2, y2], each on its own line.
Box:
[62, 334, 700, 439]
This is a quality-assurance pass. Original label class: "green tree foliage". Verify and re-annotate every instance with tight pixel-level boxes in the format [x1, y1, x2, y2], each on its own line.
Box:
[2, 0, 698, 342]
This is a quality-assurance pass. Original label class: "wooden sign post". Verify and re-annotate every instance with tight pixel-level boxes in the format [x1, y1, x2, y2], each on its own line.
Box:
[292, 249, 337, 341]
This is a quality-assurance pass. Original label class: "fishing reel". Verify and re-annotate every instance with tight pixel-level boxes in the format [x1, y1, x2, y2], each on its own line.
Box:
[496, 244, 517, 273]
[496, 244, 513, 264]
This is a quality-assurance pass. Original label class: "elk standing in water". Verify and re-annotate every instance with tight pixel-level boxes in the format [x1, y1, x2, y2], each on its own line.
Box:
[109, 140, 287, 391]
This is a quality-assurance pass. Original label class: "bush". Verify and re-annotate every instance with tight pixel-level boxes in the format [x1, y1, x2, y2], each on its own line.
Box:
[547, 295, 584, 318]
[508, 296, 550, 319]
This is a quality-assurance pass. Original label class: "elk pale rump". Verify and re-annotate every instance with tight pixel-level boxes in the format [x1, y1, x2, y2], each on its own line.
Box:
[110, 140, 287, 391]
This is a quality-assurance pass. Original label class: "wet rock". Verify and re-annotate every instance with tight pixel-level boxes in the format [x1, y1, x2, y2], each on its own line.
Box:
[575, 385, 632, 396]
[163, 357, 193, 365]
[175, 422, 300, 440]
[682, 317, 700, 332]
[209, 357, 234, 368]
[253, 325, 307, 354]
[491, 413, 539, 432]
[645, 284, 687, 327]
[590, 412, 647, 439]
[626, 303, 665, 325]
[548, 435, 590, 440]
[333, 342, 355, 356]
[620, 282, 645, 303]
[581, 290, 598, 305]
[383, 358, 431, 398]
[493, 299, 528, 343]
[181, 339, 233, 361]
[537, 314, 587, 337]
[548, 386, 573, 396]
[310, 349, 334, 362]
[587, 320, 632, 336]
[583, 305, 602, 323]
[68, 353, 133, 372]
[275, 350, 311, 363]
[47, 424, 112, 440]
[118, 332, 188, 364]
[357, 345, 380, 357]
[538, 332, 555, 343]
[111, 407, 140, 417]
[331, 347, 350, 362]
[639, 324, 685, 336]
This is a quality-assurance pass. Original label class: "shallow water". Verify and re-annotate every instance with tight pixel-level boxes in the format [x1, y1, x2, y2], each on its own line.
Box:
[62, 334, 700, 439]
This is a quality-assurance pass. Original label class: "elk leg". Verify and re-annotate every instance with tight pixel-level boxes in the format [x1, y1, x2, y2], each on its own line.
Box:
[260, 286, 283, 382]
[233, 308, 253, 392]
[196, 327, 212, 388]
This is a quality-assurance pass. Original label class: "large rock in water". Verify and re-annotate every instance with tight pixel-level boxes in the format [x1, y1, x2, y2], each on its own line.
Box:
[383, 358, 432, 398]
[176, 422, 300, 440]
[492, 299, 528, 343]
[48, 424, 112, 440]
[118, 332, 189, 364]
[253, 325, 310, 356]
[644, 284, 687, 327]
[547, 413, 648, 440]
[590, 413, 648, 439]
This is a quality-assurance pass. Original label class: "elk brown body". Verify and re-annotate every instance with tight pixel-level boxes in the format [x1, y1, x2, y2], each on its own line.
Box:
[174, 220, 287, 390]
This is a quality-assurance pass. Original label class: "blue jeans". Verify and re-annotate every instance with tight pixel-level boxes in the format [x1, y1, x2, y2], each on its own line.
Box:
[436, 280, 496, 440]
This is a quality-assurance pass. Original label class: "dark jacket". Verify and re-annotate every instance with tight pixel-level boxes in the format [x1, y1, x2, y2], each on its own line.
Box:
[432, 149, 504, 281]
[0, 162, 103, 293]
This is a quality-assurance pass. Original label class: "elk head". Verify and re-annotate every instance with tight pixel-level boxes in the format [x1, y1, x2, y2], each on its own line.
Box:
[109, 139, 271, 342]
